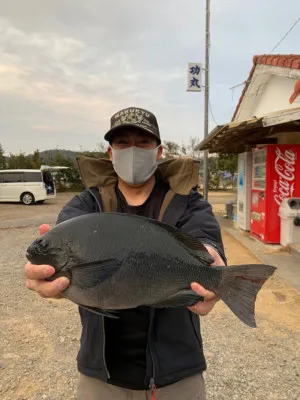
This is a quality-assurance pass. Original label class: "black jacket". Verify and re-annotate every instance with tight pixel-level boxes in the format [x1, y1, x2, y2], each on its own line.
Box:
[56, 185, 226, 389]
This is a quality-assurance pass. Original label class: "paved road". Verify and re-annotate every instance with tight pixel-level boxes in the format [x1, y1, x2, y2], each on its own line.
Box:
[0, 191, 237, 228]
[206, 193, 236, 204]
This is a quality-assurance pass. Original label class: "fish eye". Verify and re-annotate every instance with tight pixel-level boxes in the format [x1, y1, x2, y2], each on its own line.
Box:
[35, 238, 49, 248]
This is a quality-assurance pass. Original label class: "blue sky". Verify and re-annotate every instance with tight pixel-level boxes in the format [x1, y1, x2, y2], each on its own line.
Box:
[0, 0, 299, 154]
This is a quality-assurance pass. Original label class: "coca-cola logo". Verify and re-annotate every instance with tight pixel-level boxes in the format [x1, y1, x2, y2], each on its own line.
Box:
[273, 147, 296, 206]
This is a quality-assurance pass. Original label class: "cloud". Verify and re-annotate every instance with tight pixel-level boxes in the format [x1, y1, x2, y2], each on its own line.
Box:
[0, 15, 189, 156]
[0, 0, 299, 154]
[0, 17, 183, 126]
[32, 125, 60, 132]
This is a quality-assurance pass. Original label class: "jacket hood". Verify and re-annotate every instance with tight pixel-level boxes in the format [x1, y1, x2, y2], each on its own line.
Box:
[76, 156, 200, 196]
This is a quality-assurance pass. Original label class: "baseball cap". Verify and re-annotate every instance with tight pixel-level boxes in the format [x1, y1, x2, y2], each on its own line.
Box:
[104, 107, 161, 144]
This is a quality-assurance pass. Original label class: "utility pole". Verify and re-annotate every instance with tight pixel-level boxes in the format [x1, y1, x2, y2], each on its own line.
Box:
[203, 0, 210, 201]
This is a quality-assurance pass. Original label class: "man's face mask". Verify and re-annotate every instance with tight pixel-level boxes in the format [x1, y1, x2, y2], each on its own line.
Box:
[111, 146, 159, 185]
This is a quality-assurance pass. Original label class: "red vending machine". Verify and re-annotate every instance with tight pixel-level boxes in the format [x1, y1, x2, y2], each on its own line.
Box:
[250, 144, 300, 244]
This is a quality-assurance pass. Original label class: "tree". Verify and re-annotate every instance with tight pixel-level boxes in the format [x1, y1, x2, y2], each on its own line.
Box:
[7, 151, 27, 169]
[80, 142, 109, 159]
[187, 137, 202, 160]
[31, 149, 43, 169]
[180, 141, 187, 156]
[218, 153, 238, 188]
[6, 150, 41, 169]
[94, 142, 109, 158]
[208, 156, 221, 190]
[48, 152, 83, 191]
[163, 141, 181, 158]
[0, 143, 6, 169]
[162, 137, 203, 160]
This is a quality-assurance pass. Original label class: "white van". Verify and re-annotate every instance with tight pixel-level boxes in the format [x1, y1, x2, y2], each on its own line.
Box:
[0, 166, 67, 205]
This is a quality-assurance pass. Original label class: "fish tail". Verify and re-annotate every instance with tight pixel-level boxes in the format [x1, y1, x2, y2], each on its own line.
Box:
[216, 264, 276, 328]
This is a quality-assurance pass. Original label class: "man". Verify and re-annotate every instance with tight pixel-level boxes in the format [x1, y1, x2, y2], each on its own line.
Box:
[25, 107, 226, 400]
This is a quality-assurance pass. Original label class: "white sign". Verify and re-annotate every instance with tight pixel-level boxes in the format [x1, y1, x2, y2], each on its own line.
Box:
[187, 62, 202, 92]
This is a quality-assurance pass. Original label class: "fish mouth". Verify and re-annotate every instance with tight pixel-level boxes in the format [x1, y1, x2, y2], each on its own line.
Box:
[26, 237, 51, 261]
[26, 242, 52, 265]
[26, 245, 39, 261]
[26, 243, 70, 271]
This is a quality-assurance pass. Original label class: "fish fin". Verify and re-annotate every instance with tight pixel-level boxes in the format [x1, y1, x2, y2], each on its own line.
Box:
[72, 259, 122, 289]
[147, 219, 214, 265]
[79, 305, 119, 319]
[216, 264, 276, 328]
[151, 290, 204, 308]
[46, 270, 71, 282]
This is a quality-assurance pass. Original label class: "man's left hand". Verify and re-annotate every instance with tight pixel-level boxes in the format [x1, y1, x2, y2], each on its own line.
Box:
[188, 245, 225, 317]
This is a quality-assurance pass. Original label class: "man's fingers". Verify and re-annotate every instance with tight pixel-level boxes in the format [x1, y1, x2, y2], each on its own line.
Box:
[189, 300, 218, 316]
[25, 260, 70, 299]
[191, 282, 219, 302]
[26, 277, 70, 298]
[39, 224, 51, 236]
[25, 224, 69, 300]
[204, 245, 225, 267]
[24, 262, 55, 280]
[189, 282, 220, 316]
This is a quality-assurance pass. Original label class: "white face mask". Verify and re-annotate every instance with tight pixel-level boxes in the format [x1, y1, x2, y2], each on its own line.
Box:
[111, 146, 159, 185]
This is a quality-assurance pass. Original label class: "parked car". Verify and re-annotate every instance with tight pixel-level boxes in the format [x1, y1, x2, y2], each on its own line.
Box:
[0, 166, 68, 205]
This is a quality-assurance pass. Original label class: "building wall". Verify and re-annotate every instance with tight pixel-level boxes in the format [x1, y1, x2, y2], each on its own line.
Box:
[276, 131, 300, 144]
[252, 75, 300, 117]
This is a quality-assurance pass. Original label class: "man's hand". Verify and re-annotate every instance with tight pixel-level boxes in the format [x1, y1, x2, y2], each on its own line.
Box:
[188, 245, 225, 316]
[204, 245, 225, 267]
[24, 224, 70, 299]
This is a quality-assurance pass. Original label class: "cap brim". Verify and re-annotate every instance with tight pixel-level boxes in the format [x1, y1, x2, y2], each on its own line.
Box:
[104, 124, 161, 144]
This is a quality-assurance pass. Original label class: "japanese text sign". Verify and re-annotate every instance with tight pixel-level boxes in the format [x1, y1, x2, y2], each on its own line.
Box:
[187, 62, 202, 92]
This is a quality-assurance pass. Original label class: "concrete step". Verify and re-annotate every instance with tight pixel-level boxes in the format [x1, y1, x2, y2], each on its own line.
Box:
[288, 244, 300, 260]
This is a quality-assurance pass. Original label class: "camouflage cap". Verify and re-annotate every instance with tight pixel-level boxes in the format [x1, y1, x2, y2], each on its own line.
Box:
[104, 107, 161, 144]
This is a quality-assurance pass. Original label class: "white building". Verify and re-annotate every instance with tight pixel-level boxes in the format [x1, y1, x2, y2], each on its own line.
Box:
[199, 54, 300, 244]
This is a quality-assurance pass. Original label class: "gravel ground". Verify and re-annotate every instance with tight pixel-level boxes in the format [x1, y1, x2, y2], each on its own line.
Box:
[0, 193, 74, 222]
[0, 227, 80, 400]
[0, 201, 299, 399]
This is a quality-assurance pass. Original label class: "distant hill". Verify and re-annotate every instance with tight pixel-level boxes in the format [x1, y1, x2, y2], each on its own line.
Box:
[39, 149, 78, 163]
[2, 148, 108, 170]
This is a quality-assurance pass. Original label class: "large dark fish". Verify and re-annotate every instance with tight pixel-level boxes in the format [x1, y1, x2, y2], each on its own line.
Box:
[26, 212, 276, 327]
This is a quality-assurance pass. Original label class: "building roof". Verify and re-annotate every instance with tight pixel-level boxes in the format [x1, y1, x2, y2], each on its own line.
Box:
[232, 54, 300, 121]
[0, 169, 42, 173]
[198, 107, 300, 154]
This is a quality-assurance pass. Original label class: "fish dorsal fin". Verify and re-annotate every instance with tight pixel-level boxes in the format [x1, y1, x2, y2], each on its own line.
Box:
[148, 219, 214, 265]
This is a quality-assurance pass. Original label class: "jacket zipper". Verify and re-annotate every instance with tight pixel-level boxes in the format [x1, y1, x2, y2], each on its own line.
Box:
[87, 188, 102, 213]
[148, 308, 157, 400]
[89, 188, 156, 385]
[101, 317, 110, 379]
[87, 189, 110, 380]
[149, 362, 157, 400]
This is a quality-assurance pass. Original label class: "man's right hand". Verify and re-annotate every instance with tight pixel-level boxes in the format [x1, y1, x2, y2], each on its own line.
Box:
[24, 224, 70, 299]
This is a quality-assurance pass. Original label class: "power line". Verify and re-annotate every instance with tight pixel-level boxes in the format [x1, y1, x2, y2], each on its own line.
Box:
[270, 16, 300, 53]
[229, 16, 300, 92]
